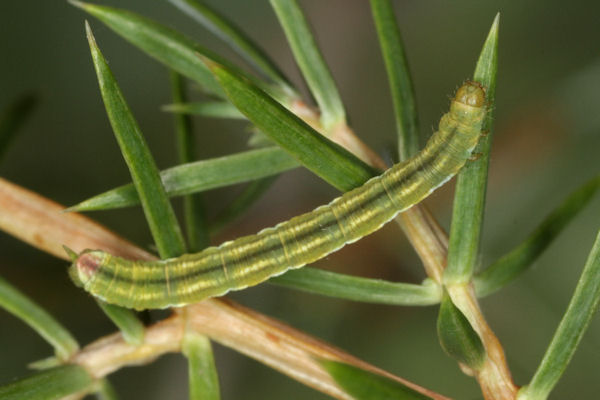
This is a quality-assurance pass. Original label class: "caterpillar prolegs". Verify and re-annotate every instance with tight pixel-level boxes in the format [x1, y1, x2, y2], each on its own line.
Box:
[70, 81, 487, 310]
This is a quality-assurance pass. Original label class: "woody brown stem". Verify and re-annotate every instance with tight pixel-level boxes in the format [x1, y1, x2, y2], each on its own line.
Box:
[0, 96, 516, 397]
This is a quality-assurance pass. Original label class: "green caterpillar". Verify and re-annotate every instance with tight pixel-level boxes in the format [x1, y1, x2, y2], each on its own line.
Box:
[70, 81, 487, 310]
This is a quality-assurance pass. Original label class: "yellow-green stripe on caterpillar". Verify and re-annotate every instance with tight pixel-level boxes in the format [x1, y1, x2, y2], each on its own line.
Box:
[70, 81, 487, 310]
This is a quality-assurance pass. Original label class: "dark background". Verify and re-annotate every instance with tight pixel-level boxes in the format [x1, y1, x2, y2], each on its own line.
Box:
[1, 1, 599, 398]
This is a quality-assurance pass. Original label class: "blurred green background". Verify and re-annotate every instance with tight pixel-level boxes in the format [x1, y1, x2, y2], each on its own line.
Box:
[1, 0, 599, 398]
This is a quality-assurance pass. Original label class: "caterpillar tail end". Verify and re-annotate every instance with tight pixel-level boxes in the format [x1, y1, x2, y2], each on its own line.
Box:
[68, 249, 105, 289]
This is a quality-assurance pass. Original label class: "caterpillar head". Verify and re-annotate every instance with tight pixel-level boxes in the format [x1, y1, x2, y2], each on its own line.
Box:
[454, 81, 486, 108]
[68, 249, 107, 288]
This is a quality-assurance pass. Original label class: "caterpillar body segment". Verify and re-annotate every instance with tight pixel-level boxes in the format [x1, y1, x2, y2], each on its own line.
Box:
[71, 81, 487, 309]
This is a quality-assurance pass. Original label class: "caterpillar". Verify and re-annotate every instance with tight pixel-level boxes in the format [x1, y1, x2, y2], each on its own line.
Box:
[70, 81, 487, 310]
